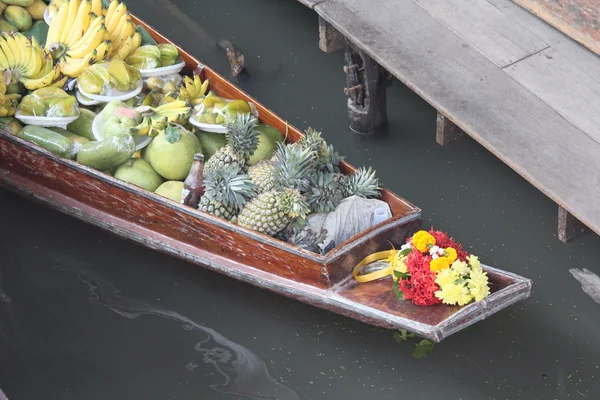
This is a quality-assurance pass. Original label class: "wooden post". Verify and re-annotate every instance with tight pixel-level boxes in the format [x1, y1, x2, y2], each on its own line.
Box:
[343, 42, 388, 134]
[318, 16, 345, 53]
[558, 206, 587, 243]
[436, 112, 464, 146]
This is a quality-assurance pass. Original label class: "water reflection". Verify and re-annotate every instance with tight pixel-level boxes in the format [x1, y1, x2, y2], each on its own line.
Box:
[53, 259, 299, 400]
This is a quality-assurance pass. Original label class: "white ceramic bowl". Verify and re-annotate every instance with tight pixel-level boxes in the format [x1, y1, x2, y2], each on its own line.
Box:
[92, 110, 153, 151]
[15, 111, 79, 129]
[77, 80, 143, 102]
[139, 61, 186, 78]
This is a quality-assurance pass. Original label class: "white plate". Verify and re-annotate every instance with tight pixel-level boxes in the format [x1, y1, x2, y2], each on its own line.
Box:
[188, 114, 227, 134]
[139, 61, 186, 78]
[43, 7, 52, 26]
[76, 90, 102, 106]
[92, 111, 152, 151]
[15, 111, 79, 129]
[77, 80, 143, 102]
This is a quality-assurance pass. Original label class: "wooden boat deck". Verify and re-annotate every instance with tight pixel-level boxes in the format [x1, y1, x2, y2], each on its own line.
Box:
[298, 0, 600, 242]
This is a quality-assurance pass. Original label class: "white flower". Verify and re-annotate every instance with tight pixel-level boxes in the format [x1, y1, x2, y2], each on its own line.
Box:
[432, 254, 439, 260]
[400, 243, 413, 251]
[429, 245, 444, 256]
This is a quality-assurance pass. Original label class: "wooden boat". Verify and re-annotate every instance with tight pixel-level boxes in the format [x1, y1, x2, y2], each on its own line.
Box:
[0, 14, 532, 342]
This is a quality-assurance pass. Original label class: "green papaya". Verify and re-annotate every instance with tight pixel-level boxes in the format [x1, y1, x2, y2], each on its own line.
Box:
[66, 108, 97, 140]
[77, 133, 136, 171]
[17, 125, 78, 159]
[48, 127, 90, 146]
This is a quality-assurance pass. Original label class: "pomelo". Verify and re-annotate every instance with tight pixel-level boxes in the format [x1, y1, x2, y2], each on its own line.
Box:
[114, 159, 164, 192]
[145, 125, 202, 180]
[155, 181, 184, 203]
[195, 129, 227, 161]
[257, 123, 284, 145]
[249, 132, 276, 165]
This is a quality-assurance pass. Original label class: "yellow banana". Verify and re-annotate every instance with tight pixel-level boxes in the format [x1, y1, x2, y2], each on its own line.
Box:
[21, 67, 60, 90]
[199, 79, 209, 97]
[107, 2, 126, 33]
[47, 76, 69, 89]
[109, 8, 128, 43]
[94, 40, 112, 61]
[46, 3, 69, 47]
[0, 37, 16, 72]
[23, 38, 42, 78]
[111, 18, 133, 52]
[4, 34, 23, 71]
[154, 100, 189, 112]
[69, 15, 104, 50]
[48, 4, 58, 18]
[31, 54, 54, 80]
[16, 34, 33, 74]
[67, 26, 106, 59]
[113, 35, 132, 60]
[105, 0, 118, 24]
[60, 50, 97, 77]
[0, 46, 9, 70]
[91, 0, 102, 16]
[130, 32, 141, 55]
[66, 0, 92, 47]
[60, 0, 81, 44]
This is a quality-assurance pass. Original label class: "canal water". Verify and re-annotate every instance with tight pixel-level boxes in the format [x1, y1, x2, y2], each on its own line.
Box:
[1, 0, 600, 398]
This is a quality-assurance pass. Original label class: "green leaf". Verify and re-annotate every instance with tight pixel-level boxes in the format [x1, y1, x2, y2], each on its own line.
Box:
[393, 270, 410, 280]
[399, 248, 413, 257]
[21, 21, 49, 47]
[165, 125, 181, 143]
[136, 25, 158, 46]
[392, 279, 405, 301]
[101, 0, 111, 7]
[412, 340, 435, 359]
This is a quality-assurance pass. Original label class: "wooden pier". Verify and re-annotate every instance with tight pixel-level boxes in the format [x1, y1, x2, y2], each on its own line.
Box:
[298, 0, 600, 243]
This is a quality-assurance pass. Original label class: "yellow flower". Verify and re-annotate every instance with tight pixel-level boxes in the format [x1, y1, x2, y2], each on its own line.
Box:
[430, 256, 451, 272]
[435, 283, 472, 306]
[435, 267, 458, 287]
[412, 231, 436, 252]
[444, 247, 458, 264]
[450, 260, 469, 276]
[386, 248, 408, 276]
[468, 269, 490, 301]
[467, 254, 481, 272]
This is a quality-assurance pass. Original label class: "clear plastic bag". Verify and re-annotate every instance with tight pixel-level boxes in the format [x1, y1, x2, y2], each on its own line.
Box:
[17, 87, 79, 118]
[192, 92, 258, 126]
[78, 60, 142, 96]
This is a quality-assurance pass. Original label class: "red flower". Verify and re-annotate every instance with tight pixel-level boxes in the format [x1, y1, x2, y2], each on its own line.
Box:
[399, 251, 442, 306]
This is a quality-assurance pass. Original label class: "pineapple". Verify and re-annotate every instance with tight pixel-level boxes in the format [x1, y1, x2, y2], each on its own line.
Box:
[238, 188, 310, 236]
[198, 165, 256, 221]
[306, 167, 381, 213]
[239, 142, 316, 236]
[204, 113, 260, 174]
[248, 158, 276, 193]
[344, 166, 381, 198]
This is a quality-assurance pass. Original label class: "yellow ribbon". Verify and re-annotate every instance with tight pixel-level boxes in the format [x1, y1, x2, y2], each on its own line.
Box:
[352, 251, 393, 283]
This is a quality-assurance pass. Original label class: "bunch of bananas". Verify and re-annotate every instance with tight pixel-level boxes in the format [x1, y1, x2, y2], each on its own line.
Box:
[0, 32, 60, 90]
[46, 0, 110, 77]
[104, 0, 142, 60]
[0, 80, 21, 117]
[131, 100, 192, 137]
[177, 74, 209, 106]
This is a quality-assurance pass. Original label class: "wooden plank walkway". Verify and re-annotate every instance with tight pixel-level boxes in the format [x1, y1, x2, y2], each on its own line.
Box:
[297, 0, 600, 242]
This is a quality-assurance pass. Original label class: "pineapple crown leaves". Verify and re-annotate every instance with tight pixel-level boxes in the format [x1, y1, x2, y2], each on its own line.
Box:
[280, 188, 311, 220]
[203, 164, 257, 210]
[345, 167, 381, 199]
[299, 127, 326, 154]
[224, 113, 260, 158]
[317, 142, 345, 174]
[307, 171, 347, 213]
[272, 142, 317, 192]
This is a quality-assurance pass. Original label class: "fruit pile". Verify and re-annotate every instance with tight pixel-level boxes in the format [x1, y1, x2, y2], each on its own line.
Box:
[1, 0, 383, 250]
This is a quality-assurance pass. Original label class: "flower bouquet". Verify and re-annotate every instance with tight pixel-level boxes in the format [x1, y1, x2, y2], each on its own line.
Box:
[353, 228, 491, 306]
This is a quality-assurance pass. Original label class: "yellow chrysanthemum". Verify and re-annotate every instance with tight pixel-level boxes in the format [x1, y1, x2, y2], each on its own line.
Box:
[435, 283, 472, 306]
[467, 254, 481, 272]
[450, 260, 469, 276]
[468, 269, 490, 301]
[386, 248, 408, 276]
[445, 247, 458, 264]
[430, 256, 451, 272]
[435, 267, 458, 288]
[412, 231, 436, 252]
